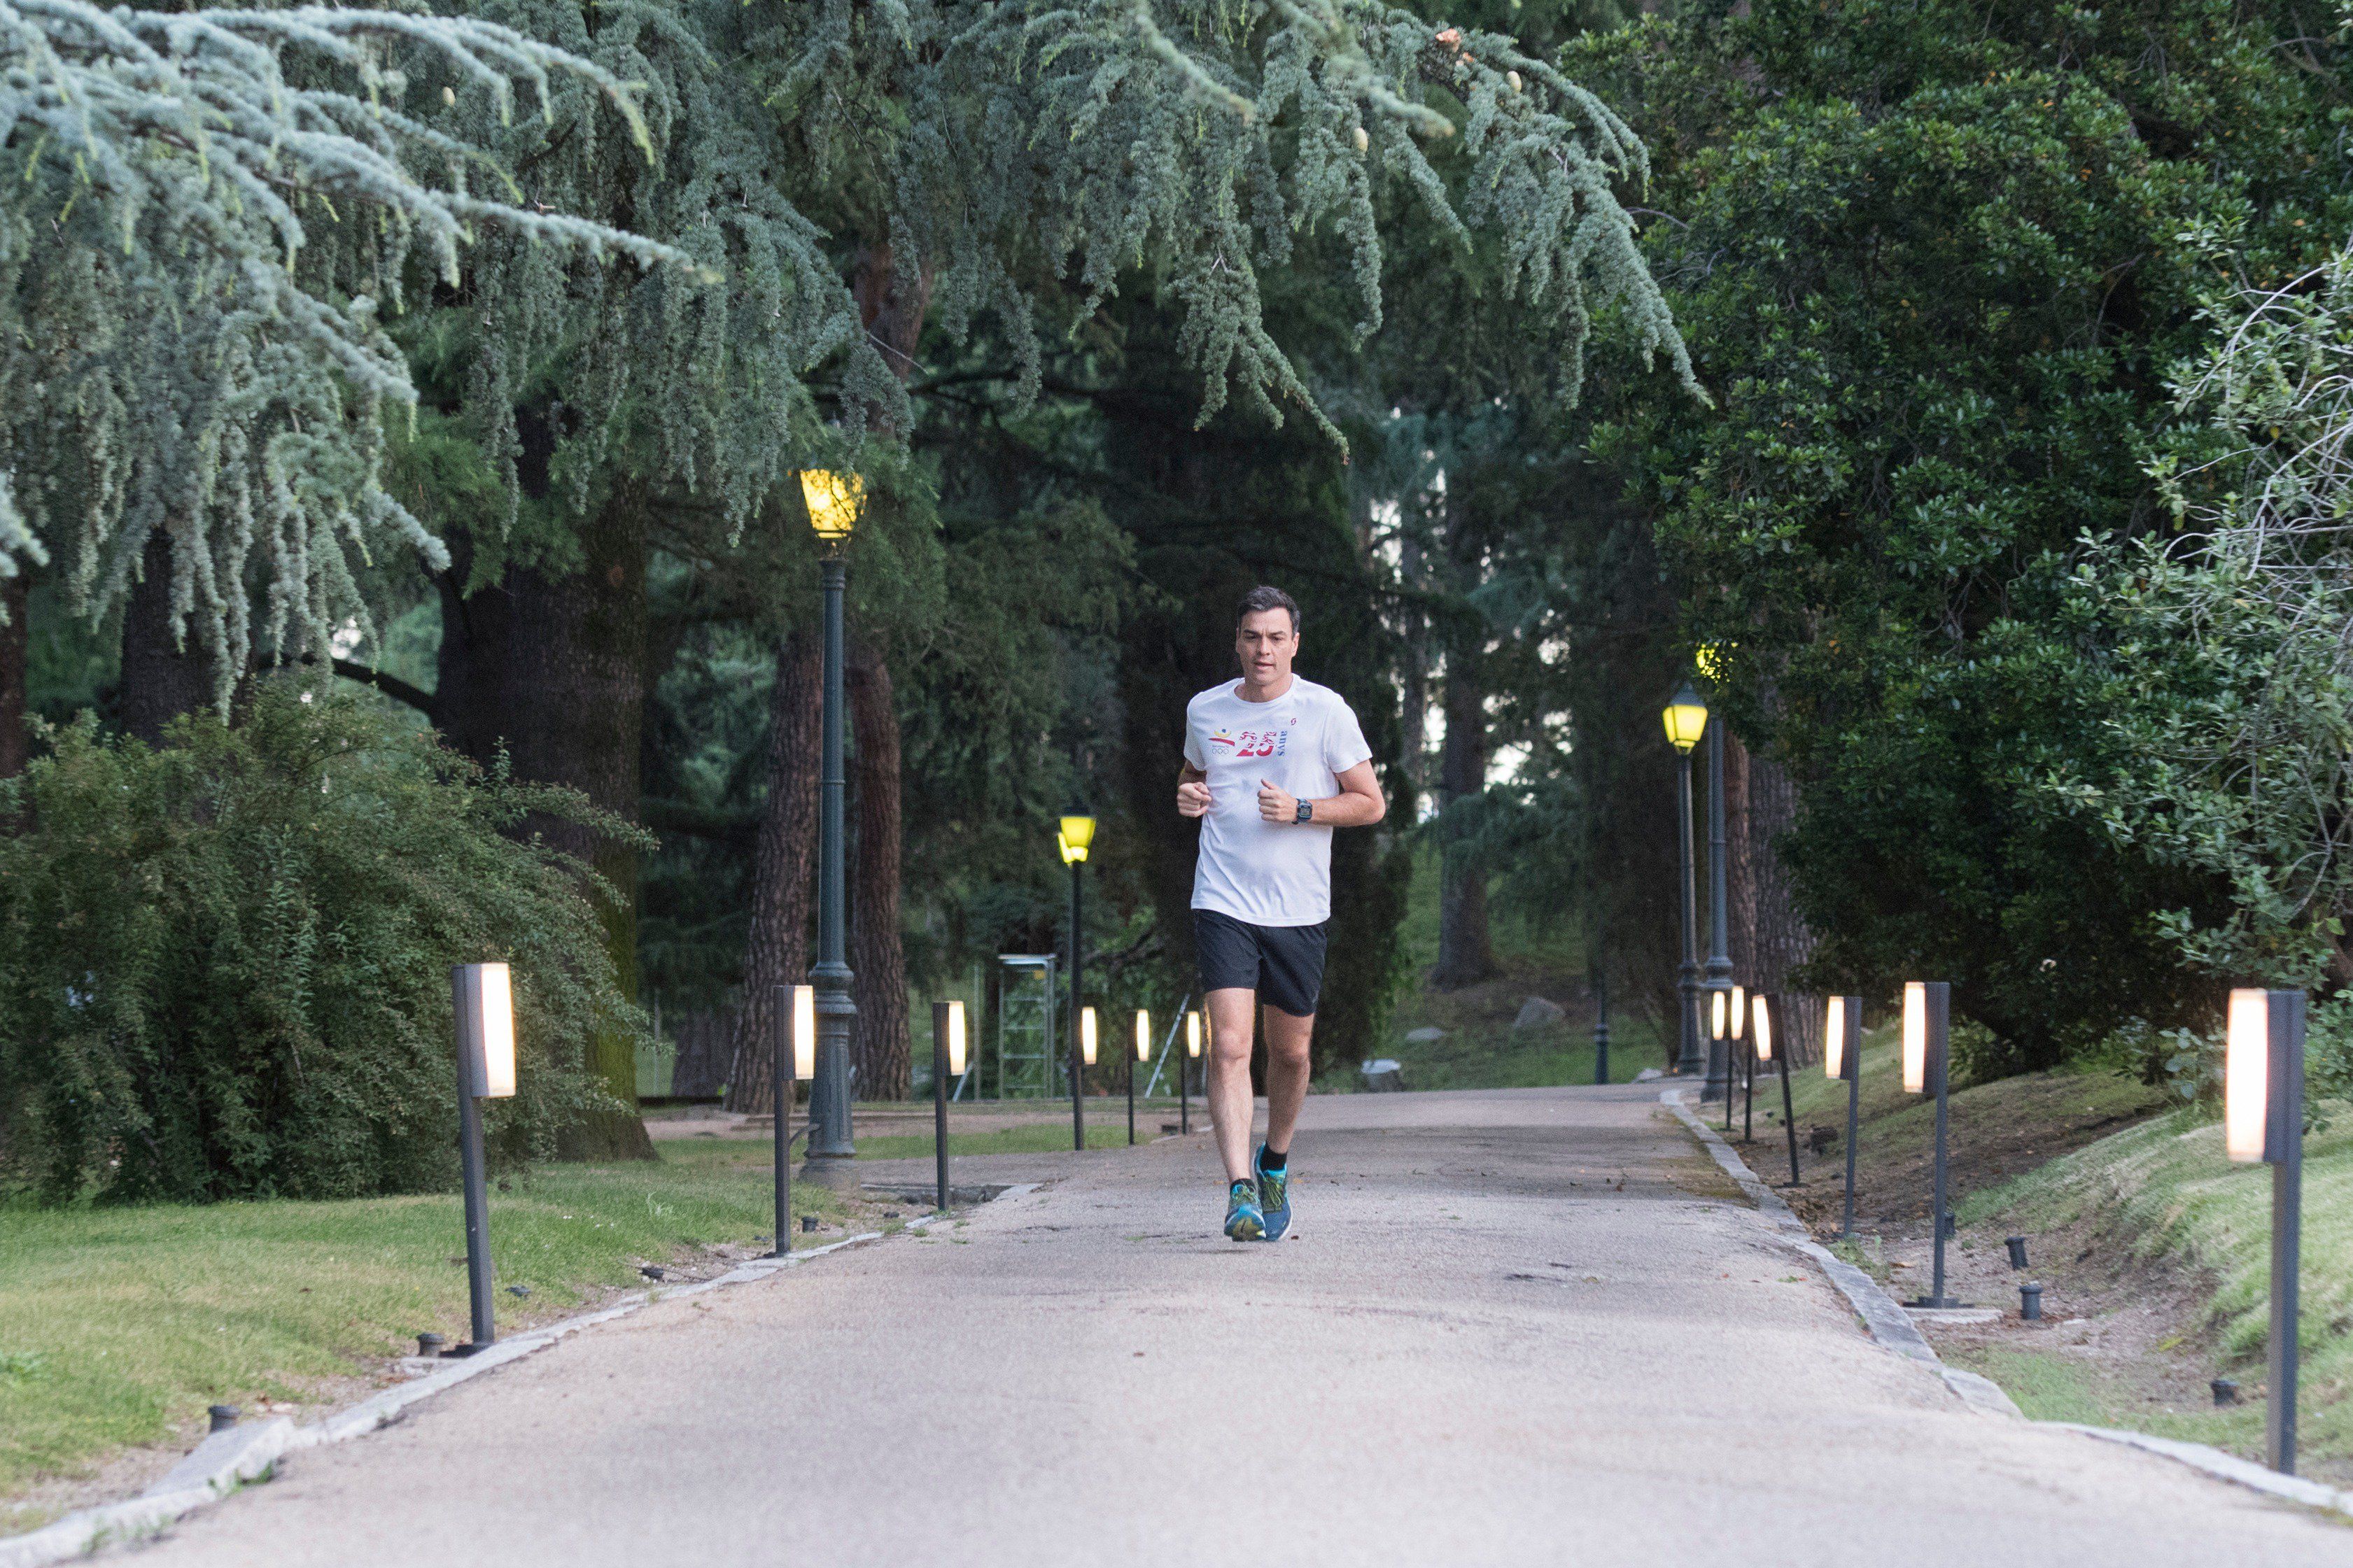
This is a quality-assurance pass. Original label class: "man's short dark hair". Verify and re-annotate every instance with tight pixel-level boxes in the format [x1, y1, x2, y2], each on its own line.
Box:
[1237, 585, 1300, 633]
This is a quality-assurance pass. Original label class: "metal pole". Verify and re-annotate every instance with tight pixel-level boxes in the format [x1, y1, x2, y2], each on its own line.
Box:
[772, 983, 792, 1255]
[2266, 987, 2305, 1474]
[1675, 751, 1702, 1076]
[1923, 980, 1956, 1308]
[1592, 970, 1610, 1086]
[1126, 1021, 1137, 1146]
[1743, 1038, 1754, 1143]
[933, 1001, 952, 1213]
[1069, 859, 1085, 1153]
[806, 551, 857, 1173]
[1841, 997, 1862, 1241]
[456, 1076, 494, 1349]
[1702, 718, 1732, 1101]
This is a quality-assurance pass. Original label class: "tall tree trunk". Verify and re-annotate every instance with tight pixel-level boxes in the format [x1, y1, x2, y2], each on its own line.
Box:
[1726, 730, 1754, 986]
[1432, 647, 1496, 989]
[435, 500, 656, 1159]
[722, 632, 822, 1114]
[850, 640, 910, 1099]
[1747, 747, 1820, 1066]
[120, 531, 227, 744]
[0, 569, 27, 779]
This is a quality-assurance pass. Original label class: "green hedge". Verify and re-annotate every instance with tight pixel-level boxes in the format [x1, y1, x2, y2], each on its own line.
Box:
[0, 684, 638, 1203]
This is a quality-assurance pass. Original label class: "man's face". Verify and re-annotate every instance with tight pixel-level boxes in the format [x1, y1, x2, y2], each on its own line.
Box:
[1236, 609, 1298, 686]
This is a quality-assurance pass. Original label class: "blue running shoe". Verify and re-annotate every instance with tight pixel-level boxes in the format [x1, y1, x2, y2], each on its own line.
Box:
[1256, 1145, 1293, 1241]
[1223, 1178, 1264, 1242]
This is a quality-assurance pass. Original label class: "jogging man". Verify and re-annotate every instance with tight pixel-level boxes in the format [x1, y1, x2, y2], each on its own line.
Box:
[1176, 586, 1386, 1241]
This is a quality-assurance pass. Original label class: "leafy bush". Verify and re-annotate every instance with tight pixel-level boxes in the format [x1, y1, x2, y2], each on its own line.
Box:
[0, 684, 641, 1203]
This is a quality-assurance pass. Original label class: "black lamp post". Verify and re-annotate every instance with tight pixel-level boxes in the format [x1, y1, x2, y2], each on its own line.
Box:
[1058, 814, 1096, 1152]
[771, 983, 816, 1254]
[1701, 658, 1733, 1102]
[1591, 968, 1610, 1086]
[1827, 996, 1862, 1240]
[1903, 980, 1960, 1308]
[932, 1000, 967, 1213]
[800, 469, 863, 1180]
[1662, 684, 1708, 1078]
[450, 963, 516, 1352]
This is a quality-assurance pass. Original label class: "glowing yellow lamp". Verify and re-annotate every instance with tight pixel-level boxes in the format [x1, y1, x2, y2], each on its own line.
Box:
[1186, 1010, 1202, 1059]
[1059, 814, 1097, 865]
[1711, 989, 1727, 1042]
[944, 998, 968, 1078]
[1662, 682, 1708, 754]
[1730, 984, 1746, 1041]
[1902, 982, 1927, 1094]
[2225, 988, 2270, 1164]
[1751, 994, 1773, 1062]
[1081, 1006, 1098, 1066]
[1135, 1009, 1153, 1063]
[791, 983, 817, 1080]
[799, 469, 864, 540]
[1824, 996, 1846, 1081]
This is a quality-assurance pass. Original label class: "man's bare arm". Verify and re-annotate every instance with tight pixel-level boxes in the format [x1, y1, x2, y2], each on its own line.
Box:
[1256, 760, 1385, 827]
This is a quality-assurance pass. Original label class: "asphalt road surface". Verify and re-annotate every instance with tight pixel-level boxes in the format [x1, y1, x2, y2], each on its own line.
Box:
[129, 1086, 2348, 1567]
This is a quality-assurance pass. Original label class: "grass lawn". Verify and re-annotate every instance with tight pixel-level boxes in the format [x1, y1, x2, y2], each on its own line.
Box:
[0, 1140, 877, 1511]
[850, 1119, 1170, 1162]
[1951, 1101, 2353, 1477]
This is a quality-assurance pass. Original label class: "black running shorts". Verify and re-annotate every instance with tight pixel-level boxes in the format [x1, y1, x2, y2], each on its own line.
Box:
[1193, 909, 1329, 1017]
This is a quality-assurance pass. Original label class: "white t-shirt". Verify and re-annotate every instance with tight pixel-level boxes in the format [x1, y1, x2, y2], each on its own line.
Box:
[1183, 677, 1373, 927]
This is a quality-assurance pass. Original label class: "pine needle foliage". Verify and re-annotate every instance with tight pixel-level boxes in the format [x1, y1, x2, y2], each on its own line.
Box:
[0, 682, 642, 1204]
[1, 0, 696, 701]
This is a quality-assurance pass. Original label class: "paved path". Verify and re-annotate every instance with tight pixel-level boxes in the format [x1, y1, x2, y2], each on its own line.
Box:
[133, 1087, 2345, 1566]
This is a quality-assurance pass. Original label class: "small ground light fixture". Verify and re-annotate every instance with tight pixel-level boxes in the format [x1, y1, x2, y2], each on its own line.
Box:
[1730, 984, 1746, 1040]
[2226, 985, 2308, 1474]
[454, 963, 517, 1099]
[1824, 996, 1846, 1080]
[1711, 989, 1727, 1043]
[1902, 981, 1929, 1094]
[1081, 1006, 1098, 1066]
[792, 983, 817, 1081]
[1750, 993, 1773, 1061]
[943, 998, 967, 1076]
[1135, 1009, 1153, 1062]
[1186, 1010, 1202, 1057]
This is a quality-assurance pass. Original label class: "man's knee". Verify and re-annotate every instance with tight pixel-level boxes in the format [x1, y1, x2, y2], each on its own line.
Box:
[1265, 1034, 1311, 1071]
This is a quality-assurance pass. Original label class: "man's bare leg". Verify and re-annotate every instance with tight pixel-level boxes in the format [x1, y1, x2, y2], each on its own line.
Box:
[1260, 1006, 1314, 1158]
[1205, 988, 1259, 1182]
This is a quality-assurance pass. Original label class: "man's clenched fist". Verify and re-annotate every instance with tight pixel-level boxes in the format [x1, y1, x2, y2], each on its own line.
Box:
[1257, 778, 1300, 824]
[1176, 779, 1211, 818]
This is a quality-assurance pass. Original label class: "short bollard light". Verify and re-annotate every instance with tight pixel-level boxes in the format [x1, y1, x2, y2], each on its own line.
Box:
[1128, 1008, 1151, 1145]
[1081, 1006, 1098, 1067]
[1827, 996, 1862, 1239]
[1755, 994, 1801, 1187]
[209, 1406, 239, 1433]
[932, 999, 966, 1213]
[2213, 1378, 2241, 1408]
[1711, 989, 1727, 1044]
[2226, 986, 2308, 1475]
[2019, 1282, 2043, 1322]
[1900, 980, 1960, 1309]
[451, 962, 517, 1352]
[416, 1332, 445, 1359]
[1713, 987, 1733, 1131]
[771, 983, 818, 1257]
[2005, 1236, 2029, 1271]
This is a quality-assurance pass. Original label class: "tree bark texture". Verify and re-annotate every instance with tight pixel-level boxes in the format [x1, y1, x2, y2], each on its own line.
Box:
[850, 640, 911, 1100]
[0, 569, 26, 779]
[1726, 730, 1754, 986]
[120, 530, 229, 744]
[1747, 746, 1820, 1066]
[722, 632, 822, 1115]
[433, 498, 656, 1159]
[1432, 648, 1496, 989]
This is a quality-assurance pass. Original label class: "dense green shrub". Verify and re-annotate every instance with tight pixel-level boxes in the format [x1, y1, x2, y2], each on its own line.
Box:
[0, 684, 642, 1203]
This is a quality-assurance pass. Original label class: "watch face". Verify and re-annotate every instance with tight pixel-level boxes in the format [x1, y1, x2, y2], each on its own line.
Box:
[1296, 800, 1311, 822]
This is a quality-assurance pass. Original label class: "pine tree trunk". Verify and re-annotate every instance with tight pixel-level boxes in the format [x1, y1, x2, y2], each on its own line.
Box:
[850, 640, 911, 1100]
[1748, 748, 1820, 1066]
[722, 632, 822, 1114]
[120, 531, 227, 743]
[0, 569, 27, 779]
[1726, 730, 1754, 984]
[1433, 649, 1496, 989]
[435, 500, 655, 1159]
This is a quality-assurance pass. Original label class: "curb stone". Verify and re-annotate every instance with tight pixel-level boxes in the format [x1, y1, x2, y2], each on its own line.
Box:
[0, 1187, 1039, 1568]
[1659, 1089, 2353, 1525]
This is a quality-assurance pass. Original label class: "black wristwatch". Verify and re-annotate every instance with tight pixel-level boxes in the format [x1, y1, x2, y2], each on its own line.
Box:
[1295, 798, 1313, 824]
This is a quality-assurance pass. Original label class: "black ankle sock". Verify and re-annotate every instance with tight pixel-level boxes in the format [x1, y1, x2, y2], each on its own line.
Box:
[1258, 1145, 1287, 1173]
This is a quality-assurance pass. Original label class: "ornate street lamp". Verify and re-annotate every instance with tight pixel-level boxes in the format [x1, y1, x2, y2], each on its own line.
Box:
[1058, 814, 1097, 1152]
[799, 469, 864, 1180]
[1661, 683, 1708, 1078]
[1698, 646, 1734, 1103]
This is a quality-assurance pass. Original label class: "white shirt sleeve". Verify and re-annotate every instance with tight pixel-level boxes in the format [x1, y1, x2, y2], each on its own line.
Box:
[1182, 696, 1207, 771]
[1323, 694, 1372, 775]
